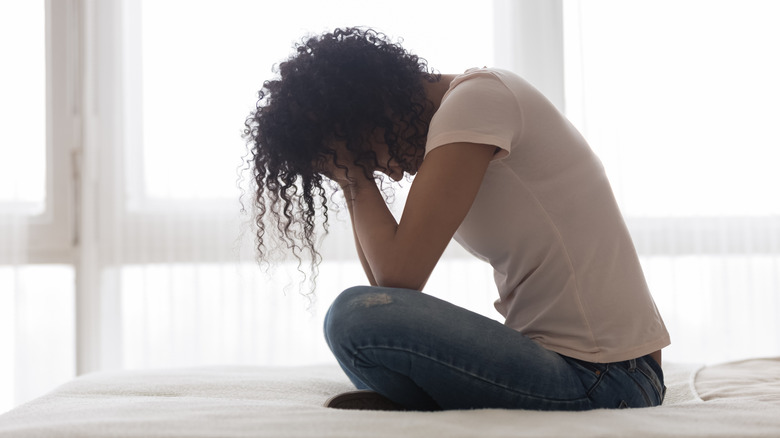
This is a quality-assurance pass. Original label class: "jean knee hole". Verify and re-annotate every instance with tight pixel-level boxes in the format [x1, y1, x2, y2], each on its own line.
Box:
[351, 292, 393, 308]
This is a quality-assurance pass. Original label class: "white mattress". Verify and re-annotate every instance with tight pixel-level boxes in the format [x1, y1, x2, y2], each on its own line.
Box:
[1, 358, 779, 438]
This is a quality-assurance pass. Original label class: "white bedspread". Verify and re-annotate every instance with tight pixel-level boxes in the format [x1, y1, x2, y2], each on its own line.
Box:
[1, 359, 779, 438]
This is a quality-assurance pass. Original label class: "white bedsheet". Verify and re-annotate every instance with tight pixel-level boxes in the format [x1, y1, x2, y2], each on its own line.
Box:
[1, 359, 779, 438]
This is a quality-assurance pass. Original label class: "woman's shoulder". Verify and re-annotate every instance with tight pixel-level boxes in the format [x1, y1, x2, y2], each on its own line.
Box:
[440, 67, 541, 114]
[448, 67, 528, 90]
[426, 68, 526, 159]
[438, 68, 522, 107]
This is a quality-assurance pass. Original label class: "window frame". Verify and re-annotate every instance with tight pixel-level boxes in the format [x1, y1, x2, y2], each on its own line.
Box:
[0, 0, 76, 266]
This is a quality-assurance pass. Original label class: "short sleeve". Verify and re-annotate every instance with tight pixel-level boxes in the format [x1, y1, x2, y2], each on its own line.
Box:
[425, 70, 523, 160]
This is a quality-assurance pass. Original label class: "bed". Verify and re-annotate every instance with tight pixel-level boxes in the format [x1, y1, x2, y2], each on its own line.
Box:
[1, 358, 778, 437]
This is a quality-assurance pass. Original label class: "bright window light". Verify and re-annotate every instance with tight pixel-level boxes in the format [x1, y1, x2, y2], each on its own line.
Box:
[138, 0, 493, 199]
[563, 0, 780, 217]
[0, 0, 46, 211]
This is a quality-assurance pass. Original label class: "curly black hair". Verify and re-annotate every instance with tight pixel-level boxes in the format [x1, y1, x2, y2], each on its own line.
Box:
[242, 27, 440, 290]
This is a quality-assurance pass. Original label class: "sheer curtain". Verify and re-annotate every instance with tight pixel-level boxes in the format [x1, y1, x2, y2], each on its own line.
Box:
[3, 0, 780, 416]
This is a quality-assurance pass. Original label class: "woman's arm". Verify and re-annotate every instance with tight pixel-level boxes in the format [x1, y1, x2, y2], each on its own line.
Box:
[345, 142, 495, 290]
[341, 183, 378, 286]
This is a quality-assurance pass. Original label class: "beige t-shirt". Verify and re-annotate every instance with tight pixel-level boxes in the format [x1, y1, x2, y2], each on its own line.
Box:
[426, 68, 670, 363]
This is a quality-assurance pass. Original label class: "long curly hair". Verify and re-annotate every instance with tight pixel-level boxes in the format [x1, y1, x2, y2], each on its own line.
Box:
[242, 27, 439, 291]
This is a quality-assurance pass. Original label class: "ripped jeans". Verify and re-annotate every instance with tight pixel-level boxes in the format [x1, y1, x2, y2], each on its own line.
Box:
[323, 286, 665, 411]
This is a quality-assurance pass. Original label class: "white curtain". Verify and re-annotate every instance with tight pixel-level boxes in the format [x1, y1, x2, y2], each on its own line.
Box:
[2, 0, 779, 415]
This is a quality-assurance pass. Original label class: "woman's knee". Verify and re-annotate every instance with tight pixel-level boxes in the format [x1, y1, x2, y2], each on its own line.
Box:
[324, 285, 399, 345]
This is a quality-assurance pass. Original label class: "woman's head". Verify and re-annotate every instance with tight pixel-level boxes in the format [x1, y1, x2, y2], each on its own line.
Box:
[243, 27, 439, 280]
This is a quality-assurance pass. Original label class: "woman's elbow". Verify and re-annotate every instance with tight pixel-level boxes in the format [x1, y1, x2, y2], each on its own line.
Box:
[373, 267, 426, 291]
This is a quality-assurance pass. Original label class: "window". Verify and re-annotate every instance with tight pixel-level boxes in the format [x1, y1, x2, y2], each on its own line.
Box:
[134, 0, 494, 202]
[0, 0, 76, 414]
[0, 1, 46, 212]
[564, 0, 780, 218]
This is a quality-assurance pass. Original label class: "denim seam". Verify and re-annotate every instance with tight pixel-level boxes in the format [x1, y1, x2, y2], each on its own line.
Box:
[583, 367, 608, 398]
[353, 345, 591, 404]
[563, 357, 608, 398]
[635, 365, 664, 402]
[626, 370, 652, 406]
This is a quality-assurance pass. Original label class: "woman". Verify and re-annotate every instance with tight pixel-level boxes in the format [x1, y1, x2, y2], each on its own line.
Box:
[244, 27, 670, 411]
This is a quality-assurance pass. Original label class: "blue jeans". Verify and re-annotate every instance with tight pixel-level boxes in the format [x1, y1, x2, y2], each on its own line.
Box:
[324, 286, 665, 411]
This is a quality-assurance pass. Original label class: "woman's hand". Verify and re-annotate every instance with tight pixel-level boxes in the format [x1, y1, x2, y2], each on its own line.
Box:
[316, 134, 406, 187]
[316, 156, 355, 188]
[315, 144, 370, 189]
